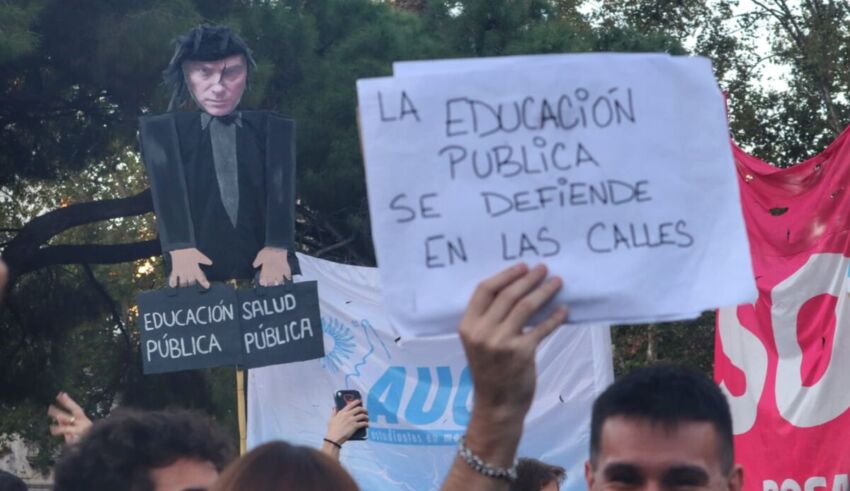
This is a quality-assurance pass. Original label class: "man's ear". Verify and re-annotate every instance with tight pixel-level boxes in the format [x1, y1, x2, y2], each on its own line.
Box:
[727, 465, 744, 491]
[585, 460, 596, 489]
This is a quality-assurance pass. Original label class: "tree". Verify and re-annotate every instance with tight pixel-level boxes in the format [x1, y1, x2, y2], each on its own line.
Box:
[735, 0, 850, 164]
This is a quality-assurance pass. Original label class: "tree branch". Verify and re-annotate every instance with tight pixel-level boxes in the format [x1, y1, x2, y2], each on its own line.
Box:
[21, 241, 161, 275]
[298, 203, 369, 265]
[81, 264, 132, 351]
[12, 189, 153, 248]
[2, 189, 155, 276]
[314, 235, 356, 258]
[752, 0, 842, 133]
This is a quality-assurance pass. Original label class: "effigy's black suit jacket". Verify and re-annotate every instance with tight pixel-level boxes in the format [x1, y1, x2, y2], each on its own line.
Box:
[140, 110, 298, 282]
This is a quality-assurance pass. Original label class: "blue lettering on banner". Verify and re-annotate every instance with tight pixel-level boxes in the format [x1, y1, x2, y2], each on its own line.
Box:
[367, 365, 473, 445]
[406, 367, 453, 425]
[369, 366, 406, 424]
[369, 428, 464, 446]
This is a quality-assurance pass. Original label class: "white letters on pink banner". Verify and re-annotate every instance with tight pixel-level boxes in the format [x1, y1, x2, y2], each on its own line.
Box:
[717, 254, 850, 490]
[772, 254, 850, 427]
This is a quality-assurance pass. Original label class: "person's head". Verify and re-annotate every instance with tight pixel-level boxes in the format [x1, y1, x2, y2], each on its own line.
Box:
[0, 470, 27, 491]
[163, 24, 257, 115]
[210, 441, 359, 491]
[585, 364, 743, 491]
[510, 458, 566, 491]
[53, 408, 234, 491]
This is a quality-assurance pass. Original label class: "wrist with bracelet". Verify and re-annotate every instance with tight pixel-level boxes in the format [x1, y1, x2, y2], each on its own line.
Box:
[323, 437, 342, 449]
[457, 435, 518, 482]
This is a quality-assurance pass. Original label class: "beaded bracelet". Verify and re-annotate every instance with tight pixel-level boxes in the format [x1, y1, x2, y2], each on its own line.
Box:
[457, 436, 518, 481]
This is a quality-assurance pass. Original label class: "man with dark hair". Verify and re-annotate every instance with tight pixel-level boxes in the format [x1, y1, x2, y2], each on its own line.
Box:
[53, 409, 234, 491]
[141, 24, 297, 289]
[585, 364, 742, 490]
[510, 458, 566, 491]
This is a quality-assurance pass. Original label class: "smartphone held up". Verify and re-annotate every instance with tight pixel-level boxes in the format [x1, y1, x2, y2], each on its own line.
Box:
[334, 390, 367, 441]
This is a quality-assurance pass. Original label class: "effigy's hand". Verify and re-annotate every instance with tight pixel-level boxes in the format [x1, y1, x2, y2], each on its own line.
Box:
[168, 248, 212, 288]
[253, 247, 291, 286]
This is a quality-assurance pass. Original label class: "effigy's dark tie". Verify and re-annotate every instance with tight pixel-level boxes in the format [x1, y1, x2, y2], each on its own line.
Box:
[205, 113, 241, 227]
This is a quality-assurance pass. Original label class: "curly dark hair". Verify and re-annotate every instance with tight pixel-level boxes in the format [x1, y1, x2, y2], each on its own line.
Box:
[53, 408, 234, 491]
[509, 458, 566, 491]
[163, 24, 257, 111]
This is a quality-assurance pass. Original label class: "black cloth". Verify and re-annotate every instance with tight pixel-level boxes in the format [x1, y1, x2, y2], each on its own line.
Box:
[140, 110, 297, 282]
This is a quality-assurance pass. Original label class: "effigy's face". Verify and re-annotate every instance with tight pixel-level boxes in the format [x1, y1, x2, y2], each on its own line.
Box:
[183, 54, 247, 116]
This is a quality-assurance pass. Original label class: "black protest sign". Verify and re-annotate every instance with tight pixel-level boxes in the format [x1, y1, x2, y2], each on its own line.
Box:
[137, 284, 243, 374]
[237, 281, 324, 369]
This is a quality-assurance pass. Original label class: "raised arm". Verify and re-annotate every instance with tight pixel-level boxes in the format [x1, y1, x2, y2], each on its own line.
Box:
[320, 400, 369, 460]
[440, 263, 567, 491]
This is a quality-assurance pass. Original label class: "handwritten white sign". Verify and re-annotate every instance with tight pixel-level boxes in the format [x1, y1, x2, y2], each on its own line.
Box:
[393, 52, 671, 76]
[357, 54, 756, 337]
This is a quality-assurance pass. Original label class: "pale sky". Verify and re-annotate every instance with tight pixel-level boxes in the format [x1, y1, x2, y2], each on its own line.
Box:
[731, 0, 790, 91]
[579, 0, 791, 91]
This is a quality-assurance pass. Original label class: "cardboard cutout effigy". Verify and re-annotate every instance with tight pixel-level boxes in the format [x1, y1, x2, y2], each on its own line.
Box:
[141, 24, 297, 287]
[137, 25, 323, 374]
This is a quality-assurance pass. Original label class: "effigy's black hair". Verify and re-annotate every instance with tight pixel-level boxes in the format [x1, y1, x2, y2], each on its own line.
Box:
[163, 24, 257, 111]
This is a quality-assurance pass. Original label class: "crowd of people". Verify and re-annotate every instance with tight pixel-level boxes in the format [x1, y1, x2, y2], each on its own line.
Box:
[0, 263, 743, 491]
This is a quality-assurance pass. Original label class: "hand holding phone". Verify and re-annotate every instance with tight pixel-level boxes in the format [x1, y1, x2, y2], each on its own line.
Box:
[330, 390, 368, 442]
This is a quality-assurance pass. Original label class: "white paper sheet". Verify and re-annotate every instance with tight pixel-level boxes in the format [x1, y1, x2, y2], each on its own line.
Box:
[357, 54, 756, 336]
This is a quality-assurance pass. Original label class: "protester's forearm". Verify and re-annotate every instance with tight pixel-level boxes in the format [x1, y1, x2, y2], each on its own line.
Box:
[441, 455, 510, 491]
[320, 441, 341, 460]
[442, 265, 562, 491]
[465, 405, 524, 466]
[439, 406, 524, 491]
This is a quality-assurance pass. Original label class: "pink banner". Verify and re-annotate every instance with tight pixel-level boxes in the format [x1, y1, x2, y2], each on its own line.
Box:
[715, 129, 850, 491]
